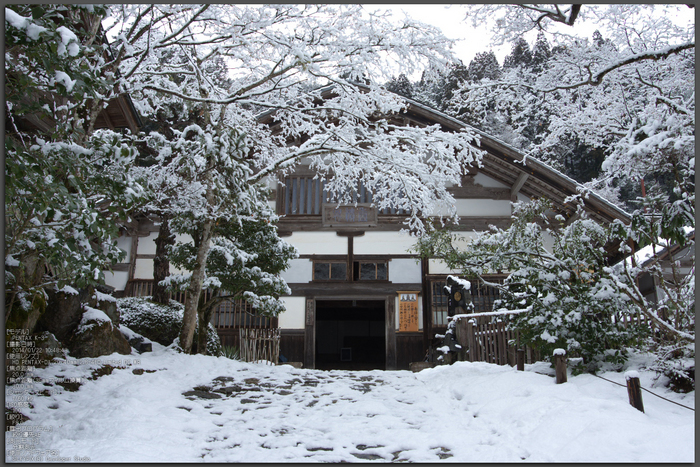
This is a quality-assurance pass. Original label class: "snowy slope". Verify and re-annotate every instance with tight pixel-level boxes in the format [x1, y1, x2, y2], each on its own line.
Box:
[5, 343, 694, 463]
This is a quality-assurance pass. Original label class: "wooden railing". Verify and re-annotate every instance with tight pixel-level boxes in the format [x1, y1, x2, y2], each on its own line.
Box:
[127, 279, 193, 304]
[125, 279, 273, 330]
[239, 328, 280, 364]
[452, 317, 539, 366]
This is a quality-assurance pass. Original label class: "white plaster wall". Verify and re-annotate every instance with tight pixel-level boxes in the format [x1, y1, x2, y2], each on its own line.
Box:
[133, 258, 154, 280]
[286, 232, 347, 255]
[281, 258, 313, 284]
[388, 258, 422, 283]
[104, 271, 129, 292]
[542, 231, 555, 254]
[354, 231, 417, 255]
[428, 259, 461, 275]
[516, 193, 530, 203]
[454, 198, 512, 217]
[116, 236, 132, 258]
[268, 200, 276, 212]
[137, 231, 158, 255]
[474, 172, 508, 188]
[278, 296, 306, 329]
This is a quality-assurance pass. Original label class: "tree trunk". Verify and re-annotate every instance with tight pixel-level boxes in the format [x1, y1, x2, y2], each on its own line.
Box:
[179, 219, 214, 354]
[196, 295, 218, 356]
[152, 215, 175, 305]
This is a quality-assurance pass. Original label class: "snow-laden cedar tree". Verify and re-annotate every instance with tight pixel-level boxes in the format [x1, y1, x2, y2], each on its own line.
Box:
[415, 198, 649, 372]
[451, 4, 694, 209]
[5, 5, 148, 329]
[104, 4, 485, 353]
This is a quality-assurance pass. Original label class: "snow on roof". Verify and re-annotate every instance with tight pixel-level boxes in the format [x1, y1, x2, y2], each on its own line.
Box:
[623, 227, 695, 268]
[256, 81, 631, 224]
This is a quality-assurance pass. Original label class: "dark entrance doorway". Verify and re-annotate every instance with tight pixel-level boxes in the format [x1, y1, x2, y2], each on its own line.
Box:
[315, 299, 385, 370]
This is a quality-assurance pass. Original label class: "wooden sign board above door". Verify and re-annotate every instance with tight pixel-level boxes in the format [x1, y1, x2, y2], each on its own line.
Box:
[322, 204, 378, 227]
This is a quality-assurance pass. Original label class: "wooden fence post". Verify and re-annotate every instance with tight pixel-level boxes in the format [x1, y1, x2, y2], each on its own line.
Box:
[553, 349, 567, 384]
[516, 349, 525, 371]
[455, 317, 469, 361]
[496, 320, 506, 365]
[625, 371, 645, 413]
[466, 319, 476, 362]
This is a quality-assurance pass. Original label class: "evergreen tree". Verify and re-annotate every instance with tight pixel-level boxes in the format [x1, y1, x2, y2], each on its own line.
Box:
[5, 5, 148, 328]
[411, 66, 445, 108]
[467, 50, 502, 82]
[530, 32, 552, 73]
[436, 61, 469, 111]
[385, 73, 413, 98]
[503, 37, 532, 69]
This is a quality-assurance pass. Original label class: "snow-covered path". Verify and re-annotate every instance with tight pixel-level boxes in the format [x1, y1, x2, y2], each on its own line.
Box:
[5, 345, 695, 462]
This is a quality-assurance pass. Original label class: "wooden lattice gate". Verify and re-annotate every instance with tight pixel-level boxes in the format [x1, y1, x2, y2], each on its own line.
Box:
[453, 318, 539, 366]
[239, 328, 281, 364]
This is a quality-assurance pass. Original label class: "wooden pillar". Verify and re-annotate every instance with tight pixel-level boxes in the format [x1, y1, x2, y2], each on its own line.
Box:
[554, 349, 567, 384]
[420, 258, 431, 358]
[304, 298, 315, 369]
[386, 296, 397, 370]
[516, 349, 525, 371]
[626, 372, 645, 413]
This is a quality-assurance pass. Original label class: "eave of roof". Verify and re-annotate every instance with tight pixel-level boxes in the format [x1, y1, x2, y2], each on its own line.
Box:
[255, 82, 631, 225]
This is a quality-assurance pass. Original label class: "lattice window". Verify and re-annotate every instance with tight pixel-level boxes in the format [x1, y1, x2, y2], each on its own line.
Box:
[353, 261, 388, 281]
[213, 299, 272, 329]
[430, 278, 502, 326]
[313, 261, 348, 281]
[281, 177, 405, 215]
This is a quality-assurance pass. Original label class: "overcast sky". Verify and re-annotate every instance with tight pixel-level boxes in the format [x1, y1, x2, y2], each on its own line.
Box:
[374, 4, 694, 73]
[375, 4, 509, 65]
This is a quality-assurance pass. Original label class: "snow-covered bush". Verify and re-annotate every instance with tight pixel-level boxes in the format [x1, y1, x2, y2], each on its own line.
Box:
[649, 343, 695, 393]
[118, 297, 222, 357]
[416, 198, 648, 371]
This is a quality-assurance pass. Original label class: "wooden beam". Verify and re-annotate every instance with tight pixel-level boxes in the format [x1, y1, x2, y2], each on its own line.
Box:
[114, 94, 140, 133]
[510, 172, 529, 201]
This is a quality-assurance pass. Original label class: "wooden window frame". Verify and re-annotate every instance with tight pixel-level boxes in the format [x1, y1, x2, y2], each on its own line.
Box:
[353, 260, 388, 282]
[312, 260, 348, 282]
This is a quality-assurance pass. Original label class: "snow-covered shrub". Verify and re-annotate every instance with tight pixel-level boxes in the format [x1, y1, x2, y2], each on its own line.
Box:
[416, 198, 649, 371]
[650, 343, 695, 393]
[118, 297, 222, 356]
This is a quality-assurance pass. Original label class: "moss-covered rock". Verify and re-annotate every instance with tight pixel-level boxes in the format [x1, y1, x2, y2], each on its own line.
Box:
[67, 308, 132, 359]
[117, 297, 222, 356]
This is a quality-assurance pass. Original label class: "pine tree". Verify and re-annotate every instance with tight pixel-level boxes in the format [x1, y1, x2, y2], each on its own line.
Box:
[436, 61, 469, 110]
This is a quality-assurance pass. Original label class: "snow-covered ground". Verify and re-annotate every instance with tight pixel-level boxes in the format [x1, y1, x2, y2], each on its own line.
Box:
[6, 343, 694, 463]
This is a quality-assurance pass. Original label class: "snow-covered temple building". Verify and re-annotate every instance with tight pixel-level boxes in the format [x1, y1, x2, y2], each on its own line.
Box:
[105, 89, 631, 371]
